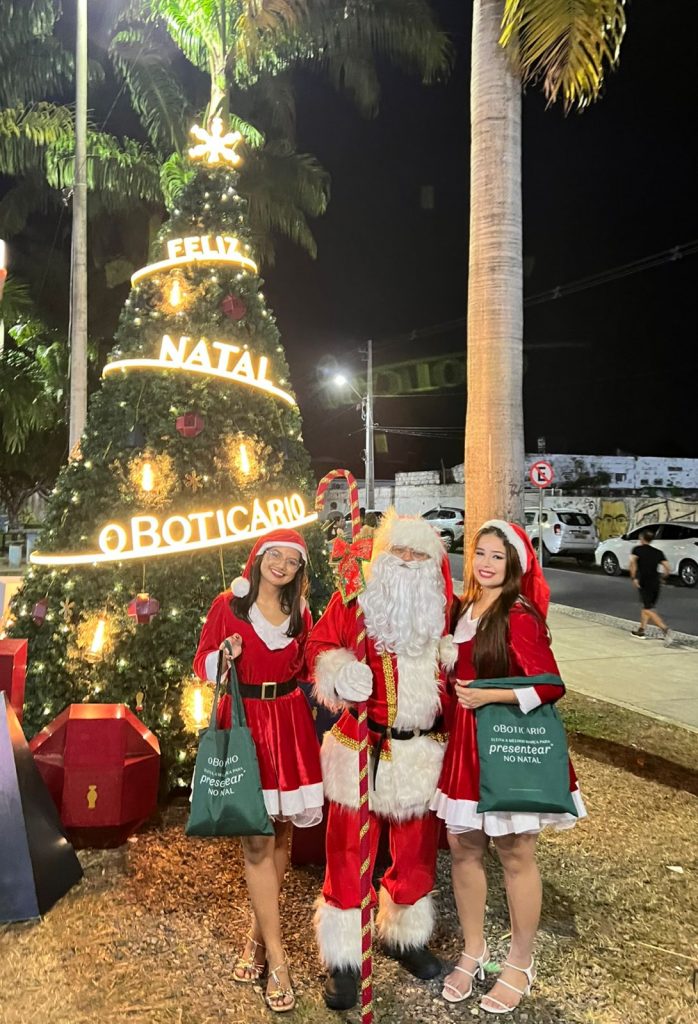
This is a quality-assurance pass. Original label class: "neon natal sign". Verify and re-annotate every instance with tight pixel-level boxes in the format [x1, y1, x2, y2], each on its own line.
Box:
[131, 234, 258, 287]
[30, 494, 317, 567]
[103, 334, 296, 406]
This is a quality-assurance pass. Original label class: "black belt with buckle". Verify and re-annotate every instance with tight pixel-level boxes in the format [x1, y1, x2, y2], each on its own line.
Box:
[238, 680, 297, 700]
[348, 708, 445, 785]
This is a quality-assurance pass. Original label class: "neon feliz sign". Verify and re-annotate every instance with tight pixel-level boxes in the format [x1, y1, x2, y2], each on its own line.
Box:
[103, 334, 296, 406]
[131, 234, 257, 287]
[30, 494, 316, 567]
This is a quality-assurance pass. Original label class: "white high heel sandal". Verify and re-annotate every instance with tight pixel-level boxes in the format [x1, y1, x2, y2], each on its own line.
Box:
[480, 958, 536, 1014]
[441, 942, 489, 1003]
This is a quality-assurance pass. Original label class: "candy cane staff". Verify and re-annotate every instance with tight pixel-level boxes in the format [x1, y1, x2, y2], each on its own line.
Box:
[316, 468, 374, 1023]
[306, 509, 457, 1011]
[193, 528, 323, 1014]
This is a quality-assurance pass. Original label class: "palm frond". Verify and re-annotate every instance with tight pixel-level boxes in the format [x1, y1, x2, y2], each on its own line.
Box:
[45, 132, 163, 204]
[239, 142, 330, 262]
[0, 0, 59, 62]
[0, 37, 74, 106]
[0, 175, 53, 236]
[0, 277, 34, 323]
[231, 73, 297, 144]
[110, 25, 192, 153]
[0, 349, 56, 454]
[0, 104, 75, 177]
[500, 0, 627, 111]
[160, 151, 196, 206]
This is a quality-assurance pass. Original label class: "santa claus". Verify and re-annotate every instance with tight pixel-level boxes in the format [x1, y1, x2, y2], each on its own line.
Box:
[305, 510, 456, 1010]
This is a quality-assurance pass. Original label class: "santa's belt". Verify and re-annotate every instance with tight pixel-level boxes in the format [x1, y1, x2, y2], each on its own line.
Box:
[348, 708, 445, 785]
[238, 680, 297, 700]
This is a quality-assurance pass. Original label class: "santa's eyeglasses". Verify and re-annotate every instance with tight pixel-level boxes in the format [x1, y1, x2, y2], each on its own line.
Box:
[264, 547, 303, 571]
[389, 545, 430, 562]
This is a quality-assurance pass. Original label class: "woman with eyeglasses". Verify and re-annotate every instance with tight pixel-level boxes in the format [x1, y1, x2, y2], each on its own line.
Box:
[194, 528, 323, 1013]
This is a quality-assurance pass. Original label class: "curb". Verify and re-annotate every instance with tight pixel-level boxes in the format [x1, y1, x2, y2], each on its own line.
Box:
[549, 602, 698, 648]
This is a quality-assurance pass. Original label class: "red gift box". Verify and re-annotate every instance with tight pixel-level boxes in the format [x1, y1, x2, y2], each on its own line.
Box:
[30, 704, 160, 848]
[0, 638, 27, 723]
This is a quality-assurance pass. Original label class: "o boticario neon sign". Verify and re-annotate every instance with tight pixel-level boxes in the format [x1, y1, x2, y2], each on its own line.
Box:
[103, 334, 296, 406]
[131, 234, 257, 287]
[30, 494, 317, 567]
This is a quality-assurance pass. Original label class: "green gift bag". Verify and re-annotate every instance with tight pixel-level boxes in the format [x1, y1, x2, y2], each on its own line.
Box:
[471, 674, 577, 816]
[186, 643, 274, 837]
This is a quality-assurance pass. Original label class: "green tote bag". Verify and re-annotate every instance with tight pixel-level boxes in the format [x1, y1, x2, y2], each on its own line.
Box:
[471, 674, 577, 816]
[186, 643, 274, 837]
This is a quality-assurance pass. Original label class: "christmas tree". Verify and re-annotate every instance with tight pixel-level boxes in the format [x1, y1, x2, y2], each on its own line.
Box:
[8, 120, 330, 786]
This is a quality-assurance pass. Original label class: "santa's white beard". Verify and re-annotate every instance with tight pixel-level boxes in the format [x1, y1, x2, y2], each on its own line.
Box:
[359, 553, 446, 655]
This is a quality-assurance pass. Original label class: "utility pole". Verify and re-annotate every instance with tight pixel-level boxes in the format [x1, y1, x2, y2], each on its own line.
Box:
[364, 338, 375, 507]
[69, 0, 88, 453]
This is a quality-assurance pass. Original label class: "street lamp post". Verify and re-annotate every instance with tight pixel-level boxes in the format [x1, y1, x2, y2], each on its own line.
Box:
[69, 0, 88, 453]
[333, 338, 375, 508]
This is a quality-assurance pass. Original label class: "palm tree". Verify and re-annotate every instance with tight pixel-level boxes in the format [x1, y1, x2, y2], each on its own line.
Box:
[464, 0, 627, 537]
[109, 0, 452, 260]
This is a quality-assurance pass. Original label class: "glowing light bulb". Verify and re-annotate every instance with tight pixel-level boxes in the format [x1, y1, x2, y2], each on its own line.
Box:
[141, 463, 154, 491]
[169, 280, 182, 307]
[239, 443, 251, 476]
[90, 616, 107, 657]
[192, 686, 205, 727]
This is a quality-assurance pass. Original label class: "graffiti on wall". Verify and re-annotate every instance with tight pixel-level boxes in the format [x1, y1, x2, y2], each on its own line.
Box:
[536, 495, 698, 539]
[634, 498, 698, 528]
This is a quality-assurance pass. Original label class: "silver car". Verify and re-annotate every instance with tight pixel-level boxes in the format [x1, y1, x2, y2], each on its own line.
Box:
[421, 507, 464, 551]
[525, 508, 598, 564]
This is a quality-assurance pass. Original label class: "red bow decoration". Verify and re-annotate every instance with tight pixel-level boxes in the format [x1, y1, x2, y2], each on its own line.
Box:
[330, 536, 373, 604]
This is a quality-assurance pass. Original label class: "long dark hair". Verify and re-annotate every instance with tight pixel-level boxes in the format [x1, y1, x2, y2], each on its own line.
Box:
[459, 525, 545, 678]
[231, 552, 308, 637]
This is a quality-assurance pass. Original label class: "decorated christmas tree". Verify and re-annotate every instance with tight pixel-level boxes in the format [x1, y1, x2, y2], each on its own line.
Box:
[8, 120, 330, 785]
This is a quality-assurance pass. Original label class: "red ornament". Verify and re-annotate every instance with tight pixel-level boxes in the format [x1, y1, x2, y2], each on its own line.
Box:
[127, 593, 160, 624]
[220, 294, 247, 321]
[31, 599, 49, 625]
[175, 411, 205, 438]
[29, 703, 161, 848]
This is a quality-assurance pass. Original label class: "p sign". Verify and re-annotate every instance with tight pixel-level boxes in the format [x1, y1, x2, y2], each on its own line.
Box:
[530, 460, 554, 489]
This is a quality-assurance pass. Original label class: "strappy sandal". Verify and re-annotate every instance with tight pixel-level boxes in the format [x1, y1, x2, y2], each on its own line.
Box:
[233, 934, 267, 983]
[265, 960, 296, 1013]
[480, 958, 536, 1014]
[442, 942, 489, 1003]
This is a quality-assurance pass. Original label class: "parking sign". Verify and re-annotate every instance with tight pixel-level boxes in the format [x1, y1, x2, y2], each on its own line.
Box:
[530, 460, 554, 489]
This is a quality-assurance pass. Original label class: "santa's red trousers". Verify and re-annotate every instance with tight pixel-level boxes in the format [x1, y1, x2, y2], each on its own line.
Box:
[322, 801, 441, 910]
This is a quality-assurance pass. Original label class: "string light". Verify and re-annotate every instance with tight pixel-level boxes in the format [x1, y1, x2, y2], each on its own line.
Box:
[87, 615, 107, 662]
[141, 463, 154, 492]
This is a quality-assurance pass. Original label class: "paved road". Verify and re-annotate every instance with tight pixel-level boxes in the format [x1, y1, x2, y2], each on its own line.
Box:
[447, 556, 698, 636]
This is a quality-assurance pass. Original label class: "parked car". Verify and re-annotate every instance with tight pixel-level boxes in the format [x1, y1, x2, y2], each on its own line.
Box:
[524, 508, 598, 564]
[421, 507, 464, 551]
[595, 521, 698, 587]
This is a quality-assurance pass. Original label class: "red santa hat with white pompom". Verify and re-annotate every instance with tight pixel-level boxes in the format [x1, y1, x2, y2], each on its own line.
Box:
[231, 528, 308, 598]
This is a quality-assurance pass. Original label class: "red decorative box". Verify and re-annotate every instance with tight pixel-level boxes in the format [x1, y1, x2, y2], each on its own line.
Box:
[30, 704, 160, 848]
[0, 638, 28, 723]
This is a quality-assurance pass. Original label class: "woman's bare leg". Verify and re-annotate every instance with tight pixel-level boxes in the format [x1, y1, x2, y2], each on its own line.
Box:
[241, 827, 293, 1007]
[443, 829, 489, 998]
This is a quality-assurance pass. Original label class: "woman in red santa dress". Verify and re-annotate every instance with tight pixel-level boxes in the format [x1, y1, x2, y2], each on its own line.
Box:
[431, 520, 586, 1015]
[193, 528, 323, 1013]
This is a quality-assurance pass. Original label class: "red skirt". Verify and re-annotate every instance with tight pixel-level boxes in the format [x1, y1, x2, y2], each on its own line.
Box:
[431, 703, 586, 836]
[217, 688, 323, 827]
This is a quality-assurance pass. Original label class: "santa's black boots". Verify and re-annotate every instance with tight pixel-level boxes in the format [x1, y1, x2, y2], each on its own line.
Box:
[324, 967, 359, 1010]
[382, 943, 442, 979]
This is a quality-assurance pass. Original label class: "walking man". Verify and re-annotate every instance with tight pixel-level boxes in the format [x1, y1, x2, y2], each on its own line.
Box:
[630, 529, 672, 643]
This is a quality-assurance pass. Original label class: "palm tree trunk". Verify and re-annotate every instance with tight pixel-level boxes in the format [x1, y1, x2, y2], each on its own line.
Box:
[465, 0, 524, 542]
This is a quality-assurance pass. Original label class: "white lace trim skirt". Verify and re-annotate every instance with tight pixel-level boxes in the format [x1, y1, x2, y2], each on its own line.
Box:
[430, 786, 587, 836]
[264, 781, 324, 828]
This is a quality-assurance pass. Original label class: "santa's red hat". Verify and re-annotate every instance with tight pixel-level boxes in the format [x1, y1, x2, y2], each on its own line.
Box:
[480, 519, 550, 617]
[231, 528, 308, 598]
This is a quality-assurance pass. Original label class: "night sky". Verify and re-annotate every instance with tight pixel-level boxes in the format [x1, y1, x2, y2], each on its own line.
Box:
[6, 1, 697, 480]
[262, 0, 698, 478]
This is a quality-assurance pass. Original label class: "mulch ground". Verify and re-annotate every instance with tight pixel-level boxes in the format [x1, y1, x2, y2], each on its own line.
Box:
[1, 750, 696, 1024]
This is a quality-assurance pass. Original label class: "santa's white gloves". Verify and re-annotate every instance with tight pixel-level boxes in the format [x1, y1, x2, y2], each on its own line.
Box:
[313, 648, 375, 711]
[438, 634, 458, 672]
[334, 659, 373, 702]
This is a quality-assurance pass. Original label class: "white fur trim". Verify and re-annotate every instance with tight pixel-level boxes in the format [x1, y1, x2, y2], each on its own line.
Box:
[256, 540, 307, 559]
[376, 890, 435, 951]
[204, 651, 220, 683]
[515, 687, 543, 714]
[321, 730, 445, 821]
[431, 786, 587, 835]
[231, 576, 250, 597]
[314, 900, 363, 970]
[373, 508, 445, 562]
[312, 648, 362, 712]
[480, 519, 528, 572]
[438, 634, 458, 671]
[392, 648, 441, 730]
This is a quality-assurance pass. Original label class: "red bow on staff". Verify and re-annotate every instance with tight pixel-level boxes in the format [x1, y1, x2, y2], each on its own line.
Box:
[330, 536, 373, 604]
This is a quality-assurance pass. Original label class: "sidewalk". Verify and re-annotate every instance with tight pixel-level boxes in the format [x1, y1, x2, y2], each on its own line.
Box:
[549, 606, 698, 731]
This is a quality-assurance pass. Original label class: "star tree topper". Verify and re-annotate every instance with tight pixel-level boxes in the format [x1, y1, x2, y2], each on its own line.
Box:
[188, 118, 243, 166]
